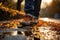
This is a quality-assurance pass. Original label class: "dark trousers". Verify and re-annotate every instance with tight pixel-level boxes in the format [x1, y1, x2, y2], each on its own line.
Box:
[24, 0, 41, 18]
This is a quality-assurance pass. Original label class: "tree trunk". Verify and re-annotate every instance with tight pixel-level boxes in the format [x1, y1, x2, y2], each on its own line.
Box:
[17, 0, 23, 11]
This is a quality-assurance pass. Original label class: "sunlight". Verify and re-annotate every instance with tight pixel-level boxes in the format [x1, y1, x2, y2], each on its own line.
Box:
[13, 0, 18, 3]
[41, 0, 53, 9]
[44, 0, 52, 4]
[21, 0, 25, 5]
[39, 18, 49, 21]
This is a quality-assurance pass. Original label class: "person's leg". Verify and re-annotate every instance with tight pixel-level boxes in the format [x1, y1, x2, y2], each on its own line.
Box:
[21, 0, 41, 25]
[24, 0, 41, 18]
[24, 0, 35, 17]
[34, 0, 41, 18]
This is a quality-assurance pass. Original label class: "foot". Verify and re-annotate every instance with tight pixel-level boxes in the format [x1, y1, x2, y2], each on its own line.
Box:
[20, 15, 38, 26]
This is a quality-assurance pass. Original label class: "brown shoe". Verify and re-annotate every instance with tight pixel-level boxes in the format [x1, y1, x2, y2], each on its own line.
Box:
[20, 15, 38, 25]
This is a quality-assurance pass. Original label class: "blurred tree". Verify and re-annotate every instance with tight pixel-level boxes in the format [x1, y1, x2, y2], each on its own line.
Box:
[48, 0, 60, 18]
[40, 0, 60, 18]
[17, 0, 23, 11]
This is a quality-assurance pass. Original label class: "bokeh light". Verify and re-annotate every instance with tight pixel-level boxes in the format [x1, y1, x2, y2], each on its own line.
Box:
[41, 0, 53, 9]
[13, 0, 18, 3]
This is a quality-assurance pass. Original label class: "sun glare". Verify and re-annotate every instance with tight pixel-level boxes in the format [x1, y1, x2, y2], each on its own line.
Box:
[13, 0, 18, 3]
[41, 0, 53, 9]
[44, 0, 52, 4]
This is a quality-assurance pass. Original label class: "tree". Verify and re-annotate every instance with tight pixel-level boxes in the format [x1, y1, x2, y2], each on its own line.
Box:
[40, 0, 60, 18]
[17, 0, 23, 11]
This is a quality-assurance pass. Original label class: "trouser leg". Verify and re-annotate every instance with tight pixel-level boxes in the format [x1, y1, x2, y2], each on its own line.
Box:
[24, 0, 34, 15]
[34, 0, 41, 17]
[24, 0, 41, 18]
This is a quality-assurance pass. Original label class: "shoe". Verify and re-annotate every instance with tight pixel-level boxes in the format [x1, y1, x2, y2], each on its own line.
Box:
[20, 15, 38, 26]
